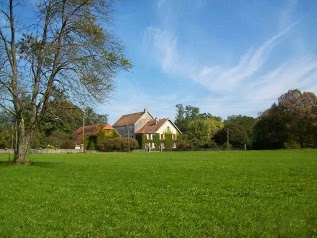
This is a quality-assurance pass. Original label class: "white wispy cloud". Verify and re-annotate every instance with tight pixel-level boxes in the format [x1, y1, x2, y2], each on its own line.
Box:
[278, 0, 298, 31]
[143, 26, 197, 77]
[192, 17, 304, 94]
[247, 57, 317, 100]
[144, 14, 317, 117]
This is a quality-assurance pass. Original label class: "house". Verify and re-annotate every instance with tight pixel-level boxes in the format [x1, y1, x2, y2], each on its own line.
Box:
[136, 118, 182, 149]
[112, 109, 182, 150]
[70, 123, 118, 148]
[112, 109, 153, 138]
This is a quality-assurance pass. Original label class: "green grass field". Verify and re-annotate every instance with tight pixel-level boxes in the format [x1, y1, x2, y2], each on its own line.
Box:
[1, 151, 317, 237]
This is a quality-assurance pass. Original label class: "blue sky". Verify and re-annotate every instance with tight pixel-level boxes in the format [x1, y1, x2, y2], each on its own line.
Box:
[98, 0, 317, 124]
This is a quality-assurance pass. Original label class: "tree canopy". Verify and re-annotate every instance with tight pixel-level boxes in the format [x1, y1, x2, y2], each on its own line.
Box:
[0, 0, 131, 163]
[174, 90, 317, 150]
[254, 89, 317, 149]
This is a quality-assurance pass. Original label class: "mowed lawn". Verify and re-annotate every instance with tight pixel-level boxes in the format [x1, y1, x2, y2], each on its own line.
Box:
[0, 151, 317, 237]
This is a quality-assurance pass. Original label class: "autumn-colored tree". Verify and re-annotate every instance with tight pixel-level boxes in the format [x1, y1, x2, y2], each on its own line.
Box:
[278, 89, 317, 148]
[254, 89, 317, 149]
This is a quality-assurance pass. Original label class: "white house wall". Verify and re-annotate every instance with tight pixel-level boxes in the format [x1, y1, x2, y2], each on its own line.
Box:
[157, 120, 178, 134]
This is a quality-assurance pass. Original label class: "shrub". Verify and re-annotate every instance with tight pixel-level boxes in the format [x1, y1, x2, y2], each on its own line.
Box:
[283, 142, 301, 149]
[46, 144, 55, 149]
[99, 137, 139, 151]
[61, 139, 76, 149]
[206, 140, 219, 148]
[96, 129, 120, 150]
[222, 143, 232, 150]
[177, 140, 193, 149]
[126, 137, 139, 150]
[98, 143, 105, 151]
[136, 134, 146, 149]
[87, 136, 97, 150]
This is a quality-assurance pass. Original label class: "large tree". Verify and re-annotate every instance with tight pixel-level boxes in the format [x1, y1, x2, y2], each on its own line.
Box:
[174, 104, 200, 133]
[253, 89, 317, 149]
[225, 115, 256, 148]
[253, 104, 289, 149]
[278, 89, 317, 148]
[214, 123, 249, 149]
[187, 119, 212, 148]
[0, 0, 131, 163]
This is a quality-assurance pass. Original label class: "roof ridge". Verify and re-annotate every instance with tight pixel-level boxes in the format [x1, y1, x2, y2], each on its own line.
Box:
[113, 110, 150, 127]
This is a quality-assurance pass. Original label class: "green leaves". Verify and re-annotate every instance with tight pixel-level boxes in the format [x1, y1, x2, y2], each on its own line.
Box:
[187, 119, 212, 148]
[254, 89, 317, 149]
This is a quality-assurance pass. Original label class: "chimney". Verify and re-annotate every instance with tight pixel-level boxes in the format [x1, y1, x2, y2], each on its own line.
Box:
[144, 108, 147, 113]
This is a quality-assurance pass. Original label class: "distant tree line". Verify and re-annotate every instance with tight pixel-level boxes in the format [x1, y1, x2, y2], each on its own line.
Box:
[1, 88, 316, 151]
[174, 89, 317, 150]
[0, 99, 108, 150]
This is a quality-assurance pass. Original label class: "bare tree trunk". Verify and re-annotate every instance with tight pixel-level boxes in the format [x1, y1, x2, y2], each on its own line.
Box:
[13, 117, 31, 164]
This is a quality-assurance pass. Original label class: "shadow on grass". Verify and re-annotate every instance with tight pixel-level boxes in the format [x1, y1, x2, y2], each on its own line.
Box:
[0, 159, 63, 168]
[0, 160, 9, 166]
[30, 161, 64, 168]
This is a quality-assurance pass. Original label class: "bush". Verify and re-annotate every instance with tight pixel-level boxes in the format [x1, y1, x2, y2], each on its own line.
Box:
[87, 136, 97, 150]
[96, 129, 121, 150]
[126, 137, 139, 150]
[46, 144, 55, 149]
[283, 141, 301, 149]
[98, 137, 139, 151]
[98, 143, 105, 151]
[61, 139, 76, 149]
[222, 143, 232, 150]
[207, 140, 220, 148]
[177, 140, 193, 149]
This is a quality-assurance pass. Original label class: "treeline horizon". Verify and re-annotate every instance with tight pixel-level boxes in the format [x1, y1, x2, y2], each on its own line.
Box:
[1, 89, 316, 150]
[174, 88, 317, 150]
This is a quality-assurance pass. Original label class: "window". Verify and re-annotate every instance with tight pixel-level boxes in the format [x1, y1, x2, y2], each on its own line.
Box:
[173, 143, 177, 148]
[167, 126, 170, 131]
[160, 134, 165, 140]
[172, 134, 176, 140]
